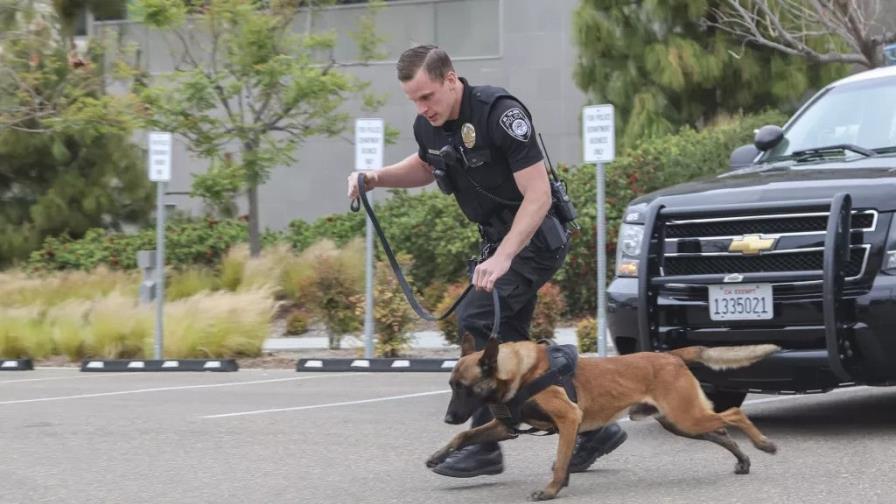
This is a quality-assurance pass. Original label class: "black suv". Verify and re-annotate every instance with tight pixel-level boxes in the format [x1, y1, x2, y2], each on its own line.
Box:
[607, 66, 896, 410]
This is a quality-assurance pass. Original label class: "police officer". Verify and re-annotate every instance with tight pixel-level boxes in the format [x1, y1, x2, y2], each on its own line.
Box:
[346, 45, 626, 478]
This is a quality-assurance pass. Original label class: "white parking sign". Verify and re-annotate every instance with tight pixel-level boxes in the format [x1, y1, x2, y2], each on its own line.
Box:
[355, 118, 384, 171]
[148, 132, 172, 182]
[582, 105, 615, 163]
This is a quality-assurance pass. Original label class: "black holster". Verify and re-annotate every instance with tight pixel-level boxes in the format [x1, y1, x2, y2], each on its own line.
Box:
[538, 213, 568, 250]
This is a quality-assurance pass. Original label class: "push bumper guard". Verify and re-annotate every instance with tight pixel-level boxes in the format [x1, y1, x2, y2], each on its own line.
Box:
[636, 194, 854, 383]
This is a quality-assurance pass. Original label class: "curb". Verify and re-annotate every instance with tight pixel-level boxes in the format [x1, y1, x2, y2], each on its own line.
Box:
[80, 359, 239, 372]
[0, 359, 34, 371]
[297, 358, 457, 372]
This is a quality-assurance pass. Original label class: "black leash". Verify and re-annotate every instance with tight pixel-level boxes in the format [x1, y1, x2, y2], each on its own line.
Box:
[351, 174, 501, 341]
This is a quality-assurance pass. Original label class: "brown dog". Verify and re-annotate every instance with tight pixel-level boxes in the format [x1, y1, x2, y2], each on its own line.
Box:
[426, 335, 780, 500]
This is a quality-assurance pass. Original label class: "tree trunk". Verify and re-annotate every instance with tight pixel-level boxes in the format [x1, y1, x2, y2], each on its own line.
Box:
[247, 182, 261, 257]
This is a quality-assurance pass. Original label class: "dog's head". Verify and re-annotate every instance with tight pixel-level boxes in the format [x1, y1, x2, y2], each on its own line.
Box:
[443, 334, 502, 425]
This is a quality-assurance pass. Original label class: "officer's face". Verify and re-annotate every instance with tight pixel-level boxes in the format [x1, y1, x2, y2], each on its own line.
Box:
[401, 69, 459, 127]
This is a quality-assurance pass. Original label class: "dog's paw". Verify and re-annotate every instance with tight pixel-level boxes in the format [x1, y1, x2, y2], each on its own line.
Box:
[530, 490, 556, 501]
[756, 439, 777, 455]
[425, 448, 450, 468]
[734, 460, 750, 475]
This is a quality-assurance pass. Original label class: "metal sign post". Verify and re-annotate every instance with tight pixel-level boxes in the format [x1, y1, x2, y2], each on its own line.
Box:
[583, 105, 615, 356]
[148, 132, 172, 360]
[355, 118, 385, 359]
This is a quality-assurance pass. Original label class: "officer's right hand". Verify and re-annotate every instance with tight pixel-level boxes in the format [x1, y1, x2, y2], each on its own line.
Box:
[347, 171, 378, 200]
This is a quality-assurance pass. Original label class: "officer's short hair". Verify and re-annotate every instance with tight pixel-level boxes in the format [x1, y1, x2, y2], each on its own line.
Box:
[397, 45, 454, 82]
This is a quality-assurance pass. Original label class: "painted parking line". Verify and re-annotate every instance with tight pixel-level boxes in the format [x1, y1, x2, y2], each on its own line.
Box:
[203, 390, 452, 419]
[0, 373, 366, 405]
[0, 373, 144, 385]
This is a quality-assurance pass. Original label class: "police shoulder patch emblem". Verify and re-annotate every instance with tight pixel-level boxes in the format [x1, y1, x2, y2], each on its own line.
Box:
[461, 123, 476, 148]
[499, 107, 531, 142]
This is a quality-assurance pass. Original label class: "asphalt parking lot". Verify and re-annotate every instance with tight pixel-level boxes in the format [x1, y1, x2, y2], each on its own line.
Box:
[1, 367, 894, 504]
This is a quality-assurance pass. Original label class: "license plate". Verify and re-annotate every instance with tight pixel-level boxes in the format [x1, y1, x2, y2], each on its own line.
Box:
[708, 284, 773, 321]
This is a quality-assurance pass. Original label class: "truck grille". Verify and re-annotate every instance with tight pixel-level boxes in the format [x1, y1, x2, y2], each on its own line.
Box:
[660, 210, 876, 280]
[663, 247, 867, 277]
[665, 212, 875, 238]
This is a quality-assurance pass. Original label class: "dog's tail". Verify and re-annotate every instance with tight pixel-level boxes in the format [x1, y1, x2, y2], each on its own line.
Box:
[668, 344, 780, 371]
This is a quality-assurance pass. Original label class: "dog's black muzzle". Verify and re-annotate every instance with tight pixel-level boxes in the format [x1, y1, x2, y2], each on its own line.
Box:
[444, 383, 483, 424]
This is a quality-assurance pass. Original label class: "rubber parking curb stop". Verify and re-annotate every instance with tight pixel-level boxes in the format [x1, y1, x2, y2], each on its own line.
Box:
[80, 359, 239, 372]
[0, 359, 34, 371]
[296, 358, 457, 372]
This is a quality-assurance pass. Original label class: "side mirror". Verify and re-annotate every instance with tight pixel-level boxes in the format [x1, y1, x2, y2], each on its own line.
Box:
[729, 144, 760, 170]
[754, 125, 784, 151]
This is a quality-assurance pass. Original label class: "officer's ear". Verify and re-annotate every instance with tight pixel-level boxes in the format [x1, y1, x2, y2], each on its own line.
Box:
[444, 71, 458, 88]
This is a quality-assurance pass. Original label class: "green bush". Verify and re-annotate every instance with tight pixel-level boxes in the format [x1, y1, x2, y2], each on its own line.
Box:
[530, 282, 567, 341]
[285, 189, 478, 291]
[285, 308, 311, 335]
[285, 213, 365, 252]
[28, 218, 248, 271]
[168, 267, 220, 300]
[368, 256, 416, 357]
[557, 111, 789, 316]
[435, 282, 468, 345]
[576, 317, 597, 354]
[300, 239, 365, 349]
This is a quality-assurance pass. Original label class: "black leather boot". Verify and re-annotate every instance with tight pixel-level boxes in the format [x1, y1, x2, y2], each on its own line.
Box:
[432, 407, 504, 478]
[566, 423, 628, 473]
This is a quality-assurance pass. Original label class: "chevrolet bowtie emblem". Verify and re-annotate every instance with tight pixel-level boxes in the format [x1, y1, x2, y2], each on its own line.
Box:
[729, 234, 776, 255]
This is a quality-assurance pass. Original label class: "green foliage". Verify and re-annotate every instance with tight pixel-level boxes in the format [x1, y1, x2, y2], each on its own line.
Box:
[557, 110, 788, 315]
[575, 317, 597, 354]
[368, 256, 415, 357]
[218, 245, 248, 291]
[125, 0, 386, 254]
[0, 3, 153, 267]
[298, 239, 365, 348]
[435, 282, 468, 345]
[285, 212, 366, 251]
[28, 218, 248, 271]
[168, 267, 220, 300]
[573, 0, 848, 147]
[529, 282, 566, 341]
[0, 269, 271, 360]
[286, 188, 478, 290]
[374, 189, 479, 288]
[285, 308, 311, 335]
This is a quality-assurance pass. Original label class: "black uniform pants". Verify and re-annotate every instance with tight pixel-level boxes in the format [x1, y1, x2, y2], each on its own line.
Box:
[459, 235, 570, 347]
[458, 232, 570, 439]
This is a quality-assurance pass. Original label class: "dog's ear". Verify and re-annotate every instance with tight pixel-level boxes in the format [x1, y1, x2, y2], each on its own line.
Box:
[460, 333, 476, 357]
[479, 337, 499, 377]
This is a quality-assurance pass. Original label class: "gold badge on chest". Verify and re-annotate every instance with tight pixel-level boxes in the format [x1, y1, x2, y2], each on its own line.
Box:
[461, 122, 476, 149]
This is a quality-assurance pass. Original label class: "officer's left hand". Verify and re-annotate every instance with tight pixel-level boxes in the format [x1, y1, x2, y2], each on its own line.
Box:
[472, 254, 511, 292]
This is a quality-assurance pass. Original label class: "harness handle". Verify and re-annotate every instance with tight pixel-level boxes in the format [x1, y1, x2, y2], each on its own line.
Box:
[350, 173, 501, 341]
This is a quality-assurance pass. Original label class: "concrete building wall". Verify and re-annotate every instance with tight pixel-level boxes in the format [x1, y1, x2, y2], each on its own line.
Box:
[93, 0, 589, 229]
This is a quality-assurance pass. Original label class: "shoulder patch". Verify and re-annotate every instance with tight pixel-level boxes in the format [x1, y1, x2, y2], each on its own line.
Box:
[499, 107, 531, 142]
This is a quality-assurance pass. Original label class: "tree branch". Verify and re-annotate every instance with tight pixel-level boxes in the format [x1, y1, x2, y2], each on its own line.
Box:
[706, 0, 888, 68]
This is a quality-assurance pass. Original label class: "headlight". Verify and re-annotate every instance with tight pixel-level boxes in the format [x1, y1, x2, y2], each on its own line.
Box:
[615, 223, 644, 277]
[884, 214, 896, 274]
[885, 252, 896, 272]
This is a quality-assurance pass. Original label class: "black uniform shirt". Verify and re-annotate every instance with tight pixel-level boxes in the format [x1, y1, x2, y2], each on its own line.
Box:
[413, 78, 544, 224]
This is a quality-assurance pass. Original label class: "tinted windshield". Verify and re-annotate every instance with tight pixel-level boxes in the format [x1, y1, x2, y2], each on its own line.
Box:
[765, 76, 896, 159]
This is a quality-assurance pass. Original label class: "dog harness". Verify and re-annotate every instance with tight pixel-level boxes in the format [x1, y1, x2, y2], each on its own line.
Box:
[488, 342, 578, 435]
